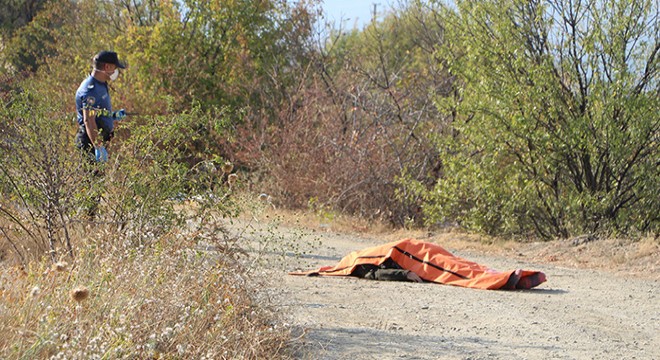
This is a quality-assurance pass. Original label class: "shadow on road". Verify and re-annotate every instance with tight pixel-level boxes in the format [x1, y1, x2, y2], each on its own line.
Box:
[519, 287, 567, 295]
[291, 326, 565, 360]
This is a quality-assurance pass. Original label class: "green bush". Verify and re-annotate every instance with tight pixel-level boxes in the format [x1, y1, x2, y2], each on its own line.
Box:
[422, 0, 659, 239]
[0, 91, 239, 266]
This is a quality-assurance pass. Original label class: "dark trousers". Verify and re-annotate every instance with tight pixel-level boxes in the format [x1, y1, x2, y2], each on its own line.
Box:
[75, 125, 114, 159]
[351, 259, 411, 281]
[75, 126, 95, 162]
[74, 125, 112, 218]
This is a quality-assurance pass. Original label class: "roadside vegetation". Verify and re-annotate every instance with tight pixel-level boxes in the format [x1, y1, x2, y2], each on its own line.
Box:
[0, 0, 657, 358]
[0, 220, 291, 358]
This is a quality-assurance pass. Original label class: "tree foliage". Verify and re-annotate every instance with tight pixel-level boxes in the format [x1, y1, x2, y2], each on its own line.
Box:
[1, 0, 657, 242]
[423, 0, 659, 238]
[2, 0, 317, 162]
[0, 0, 47, 39]
[1, 0, 58, 72]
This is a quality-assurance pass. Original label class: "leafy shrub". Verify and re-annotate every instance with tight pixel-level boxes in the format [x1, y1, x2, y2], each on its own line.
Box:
[0, 91, 238, 266]
[422, 0, 659, 239]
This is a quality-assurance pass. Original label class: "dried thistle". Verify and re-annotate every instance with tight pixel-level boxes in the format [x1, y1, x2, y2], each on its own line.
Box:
[221, 162, 234, 174]
[53, 261, 68, 272]
[227, 173, 238, 186]
[30, 286, 40, 298]
[70, 286, 90, 302]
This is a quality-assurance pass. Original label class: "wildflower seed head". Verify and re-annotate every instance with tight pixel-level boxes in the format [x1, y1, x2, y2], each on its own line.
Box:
[227, 173, 238, 186]
[53, 261, 68, 272]
[221, 162, 234, 174]
[70, 286, 90, 302]
[30, 286, 40, 297]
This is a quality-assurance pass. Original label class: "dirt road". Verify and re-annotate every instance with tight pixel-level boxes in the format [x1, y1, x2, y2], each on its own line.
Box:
[238, 222, 659, 360]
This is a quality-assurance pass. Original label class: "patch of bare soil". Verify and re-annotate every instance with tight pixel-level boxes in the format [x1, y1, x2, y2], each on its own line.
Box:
[233, 215, 659, 360]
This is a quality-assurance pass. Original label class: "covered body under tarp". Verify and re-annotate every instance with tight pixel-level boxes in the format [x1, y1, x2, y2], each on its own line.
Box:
[291, 238, 546, 290]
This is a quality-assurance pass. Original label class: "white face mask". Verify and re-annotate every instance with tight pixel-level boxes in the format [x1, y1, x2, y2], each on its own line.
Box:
[108, 68, 119, 81]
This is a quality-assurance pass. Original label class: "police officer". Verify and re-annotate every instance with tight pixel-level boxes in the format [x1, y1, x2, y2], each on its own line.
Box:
[75, 50, 127, 163]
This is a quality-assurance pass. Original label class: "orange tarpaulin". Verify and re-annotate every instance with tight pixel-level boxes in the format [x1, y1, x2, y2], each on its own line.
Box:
[291, 238, 546, 290]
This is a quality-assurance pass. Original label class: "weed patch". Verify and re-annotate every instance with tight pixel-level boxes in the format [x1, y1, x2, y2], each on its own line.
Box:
[0, 224, 293, 359]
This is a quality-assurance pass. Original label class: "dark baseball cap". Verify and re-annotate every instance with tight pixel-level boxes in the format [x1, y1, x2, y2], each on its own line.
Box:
[93, 50, 126, 69]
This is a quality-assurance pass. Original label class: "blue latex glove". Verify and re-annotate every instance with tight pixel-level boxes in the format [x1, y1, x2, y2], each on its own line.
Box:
[112, 109, 127, 121]
[95, 146, 108, 163]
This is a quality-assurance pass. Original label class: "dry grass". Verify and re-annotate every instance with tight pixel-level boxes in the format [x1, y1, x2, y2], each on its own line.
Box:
[519, 236, 660, 280]
[0, 223, 293, 359]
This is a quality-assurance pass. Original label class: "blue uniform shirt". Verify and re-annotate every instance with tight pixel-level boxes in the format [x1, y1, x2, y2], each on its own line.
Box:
[75, 75, 114, 134]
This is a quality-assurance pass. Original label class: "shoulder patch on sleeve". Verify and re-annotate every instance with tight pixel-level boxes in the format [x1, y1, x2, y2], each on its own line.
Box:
[84, 96, 96, 107]
[87, 84, 95, 89]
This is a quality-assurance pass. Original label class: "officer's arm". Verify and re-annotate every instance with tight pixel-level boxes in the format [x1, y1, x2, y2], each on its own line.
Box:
[82, 109, 101, 148]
